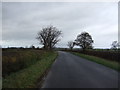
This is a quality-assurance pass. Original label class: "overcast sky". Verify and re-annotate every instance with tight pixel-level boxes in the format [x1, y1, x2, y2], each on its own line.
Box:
[2, 2, 118, 48]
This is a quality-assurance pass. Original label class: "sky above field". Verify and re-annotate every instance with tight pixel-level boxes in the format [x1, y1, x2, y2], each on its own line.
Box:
[2, 2, 118, 48]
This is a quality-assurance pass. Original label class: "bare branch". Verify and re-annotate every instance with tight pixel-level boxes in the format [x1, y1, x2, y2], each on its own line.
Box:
[36, 25, 62, 50]
[67, 41, 75, 50]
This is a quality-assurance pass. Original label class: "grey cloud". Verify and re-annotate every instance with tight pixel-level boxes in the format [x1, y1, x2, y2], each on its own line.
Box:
[2, 2, 118, 48]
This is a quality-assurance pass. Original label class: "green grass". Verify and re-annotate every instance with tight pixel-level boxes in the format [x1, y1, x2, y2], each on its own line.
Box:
[72, 52, 119, 71]
[2, 51, 58, 88]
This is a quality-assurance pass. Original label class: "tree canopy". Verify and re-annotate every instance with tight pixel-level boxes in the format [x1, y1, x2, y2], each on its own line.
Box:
[75, 32, 93, 50]
[36, 25, 62, 50]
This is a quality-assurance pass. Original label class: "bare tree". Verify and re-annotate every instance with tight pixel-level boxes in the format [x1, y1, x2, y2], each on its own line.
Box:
[111, 41, 119, 50]
[67, 41, 75, 50]
[75, 32, 93, 51]
[118, 42, 120, 49]
[36, 25, 62, 50]
[30, 45, 35, 49]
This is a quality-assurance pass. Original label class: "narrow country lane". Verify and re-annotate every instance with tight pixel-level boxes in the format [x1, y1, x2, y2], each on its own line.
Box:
[42, 51, 118, 88]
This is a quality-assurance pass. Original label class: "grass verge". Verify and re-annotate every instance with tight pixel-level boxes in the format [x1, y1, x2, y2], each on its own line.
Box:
[72, 52, 119, 71]
[2, 51, 58, 88]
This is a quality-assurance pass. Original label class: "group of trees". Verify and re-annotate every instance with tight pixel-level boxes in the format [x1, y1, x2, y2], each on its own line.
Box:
[36, 25, 119, 51]
[36, 25, 93, 51]
[67, 32, 94, 51]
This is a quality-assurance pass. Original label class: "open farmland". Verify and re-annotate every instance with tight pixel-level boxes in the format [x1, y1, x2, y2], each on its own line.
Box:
[2, 49, 58, 88]
[2, 49, 46, 77]
[62, 49, 119, 62]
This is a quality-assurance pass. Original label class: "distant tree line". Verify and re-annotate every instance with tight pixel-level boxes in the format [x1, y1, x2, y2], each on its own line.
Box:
[4, 45, 39, 50]
[6, 25, 116, 51]
[3, 24, 119, 52]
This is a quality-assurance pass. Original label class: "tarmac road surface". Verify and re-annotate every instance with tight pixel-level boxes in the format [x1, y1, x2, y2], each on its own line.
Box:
[42, 51, 118, 88]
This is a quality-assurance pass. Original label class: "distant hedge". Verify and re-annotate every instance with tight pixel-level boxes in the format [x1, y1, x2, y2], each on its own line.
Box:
[63, 49, 119, 62]
[82, 50, 119, 62]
